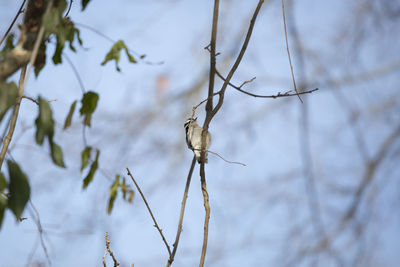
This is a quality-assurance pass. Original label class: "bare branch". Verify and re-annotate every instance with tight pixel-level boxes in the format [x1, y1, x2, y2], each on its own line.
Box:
[281, 0, 302, 102]
[215, 69, 318, 98]
[126, 167, 172, 258]
[207, 0, 265, 123]
[199, 2, 265, 266]
[166, 157, 196, 267]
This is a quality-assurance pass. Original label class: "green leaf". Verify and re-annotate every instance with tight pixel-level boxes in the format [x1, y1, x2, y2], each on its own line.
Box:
[63, 100, 77, 129]
[42, 6, 62, 35]
[121, 177, 127, 200]
[81, 0, 91, 11]
[82, 149, 99, 190]
[0, 34, 15, 57]
[0, 172, 7, 192]
[79, 91, 99, 127]
[107, 175, 120, 214]
[101, 40, 137, 72]
[50, 142, 66, 168]
[0, 194, 7, 229]
[7, 160, 30, 219]
[128, 190, 134, 203]
[35, 97, 55, 145]
[0, 81, 19, 122]
[80, 146, 91, 172]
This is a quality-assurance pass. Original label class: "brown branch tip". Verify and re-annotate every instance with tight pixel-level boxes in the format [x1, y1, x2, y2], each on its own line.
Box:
[103, 232, 120, 267]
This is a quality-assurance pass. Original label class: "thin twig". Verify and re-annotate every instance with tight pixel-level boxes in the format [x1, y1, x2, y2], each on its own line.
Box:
[0, 0, 27, 46]
[166, 157, 196, 267]
[64, 0, 73, 18]
[29, 200, 51, 266]
[281, 0, 302, 103]
[215, 69, 318, 98]
[207, 150, 246, 166]
[126, 167, 172, 258]
[103, 232, 120, 267]
[22, 95, 39, 105]
[63, 53, 86, 93]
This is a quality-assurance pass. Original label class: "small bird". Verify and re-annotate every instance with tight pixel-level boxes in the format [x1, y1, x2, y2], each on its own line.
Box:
[184, 117, 211, 163]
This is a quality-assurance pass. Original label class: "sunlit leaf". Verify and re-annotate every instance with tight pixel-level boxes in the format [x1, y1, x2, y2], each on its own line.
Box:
[0, 81, 18, 122]
[101, 40, 137, 72]
[7, 161, 30, 220]
[80, 146, 91, 172]
[51, 142, 66, 168]
[63, 100, 77, 129]
[82, 149, 100, 189]
[107, 175, 120, 214]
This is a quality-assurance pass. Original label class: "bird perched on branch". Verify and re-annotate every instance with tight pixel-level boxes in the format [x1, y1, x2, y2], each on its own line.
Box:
[184, 118, 211, 163]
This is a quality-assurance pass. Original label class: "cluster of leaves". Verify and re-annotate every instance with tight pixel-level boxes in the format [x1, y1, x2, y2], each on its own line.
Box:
[107, 175, 134, 214]
[0, 0, 141, 229]
[36, 0, 84, 75]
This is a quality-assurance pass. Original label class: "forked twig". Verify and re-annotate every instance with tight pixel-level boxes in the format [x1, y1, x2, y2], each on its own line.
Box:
[103, 232, 120, 267]
[215, 69, 318, 98]
[126, 167, 172, 258]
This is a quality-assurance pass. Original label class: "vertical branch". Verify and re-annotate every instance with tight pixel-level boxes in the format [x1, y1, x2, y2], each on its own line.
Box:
[199, 1, 220, 266]
[209, 0, 264, 122]
[0, 66, 26, 170]
[166, 157, 196, 267]
[198, 162, 210, 267]
[198, 2, 264, 266]
[204, 0, 219, 126]
[199, 0, 219, 267]
[281, 0, 302, 102]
